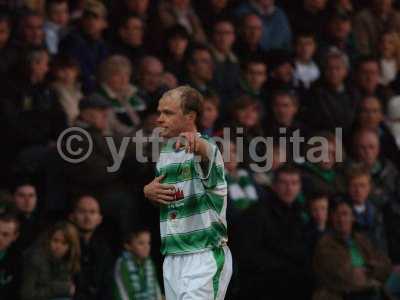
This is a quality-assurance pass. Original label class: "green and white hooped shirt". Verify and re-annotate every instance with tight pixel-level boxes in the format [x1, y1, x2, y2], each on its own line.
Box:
[156, 134, 228, 256]
[226, 169, 258, 211]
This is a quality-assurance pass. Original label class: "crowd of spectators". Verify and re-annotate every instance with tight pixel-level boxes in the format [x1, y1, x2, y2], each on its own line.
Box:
[0, 0, 400, 299]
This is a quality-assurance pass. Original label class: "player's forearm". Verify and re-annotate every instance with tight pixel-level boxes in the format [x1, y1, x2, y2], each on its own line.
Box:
[195, 138, 211, 162]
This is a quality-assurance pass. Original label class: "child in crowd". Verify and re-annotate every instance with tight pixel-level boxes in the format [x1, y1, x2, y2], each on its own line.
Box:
[113, 227, 162, 300]
[201, 92, 220, 137]
[306, 194, 329, 251]
[0, 213, 21, 300]
[51, 55, 83, 125]
[293, 32, 320, 89]
[21, 221, 80, 300]
[379, 30, 400, 86]
[44, 0, 70, 55]
[346, 166, 387, 254]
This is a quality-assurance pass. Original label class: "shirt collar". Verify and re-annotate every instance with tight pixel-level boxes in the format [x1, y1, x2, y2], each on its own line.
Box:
[211, 47, 238, 63]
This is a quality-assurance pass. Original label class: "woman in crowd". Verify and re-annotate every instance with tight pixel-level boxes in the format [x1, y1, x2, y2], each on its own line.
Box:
[21, 221, 81, 300]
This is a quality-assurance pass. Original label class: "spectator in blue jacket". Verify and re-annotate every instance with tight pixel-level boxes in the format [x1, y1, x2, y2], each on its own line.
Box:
[235, 0, 292, 51]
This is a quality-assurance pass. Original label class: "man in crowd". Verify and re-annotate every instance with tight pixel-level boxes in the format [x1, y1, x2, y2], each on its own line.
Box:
[234, 164, 312, 300]
[69, 195, 114, 300]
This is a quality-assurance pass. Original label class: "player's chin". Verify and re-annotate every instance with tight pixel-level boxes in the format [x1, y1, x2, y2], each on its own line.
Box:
[159, 127, 171, 138]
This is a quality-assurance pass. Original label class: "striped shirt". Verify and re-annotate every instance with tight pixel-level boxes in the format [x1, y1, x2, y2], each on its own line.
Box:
[226, 168, 258, 211]
[113, 252, 161, 300]
[156, 134, 228, 256]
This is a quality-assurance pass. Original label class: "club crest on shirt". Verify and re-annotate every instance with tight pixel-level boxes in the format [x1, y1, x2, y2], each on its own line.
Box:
[180, 165, 191, 180]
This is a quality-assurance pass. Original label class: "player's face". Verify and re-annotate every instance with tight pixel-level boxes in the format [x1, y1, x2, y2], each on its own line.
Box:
[157, 96, 188, 138]
[126, 232, 151, 260]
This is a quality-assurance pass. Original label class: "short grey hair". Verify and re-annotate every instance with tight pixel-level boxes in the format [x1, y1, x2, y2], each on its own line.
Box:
[322, 47, 350, 70]
[161, 85, 204, 128]
[99, 55, 132, 83]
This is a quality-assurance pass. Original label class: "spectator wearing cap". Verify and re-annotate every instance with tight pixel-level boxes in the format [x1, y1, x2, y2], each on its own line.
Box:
[386, 95, 400, 147]
[235, 0, 292, 51]
[307, 49, 356, 134]
[317, 11, 358, 66]
[65, 94, 137, 240]
[59, 0, 109, 94]
[110, 13, 146, 67]
[210, 18, 241, 105]
[233, 13, 267, 62]
[354, 0, 400, 56]
[161, 25, 190, 83]
[95, 54, 146, 135]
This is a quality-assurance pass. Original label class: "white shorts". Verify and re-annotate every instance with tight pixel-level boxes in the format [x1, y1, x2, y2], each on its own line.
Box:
[163, 246, 232, 300]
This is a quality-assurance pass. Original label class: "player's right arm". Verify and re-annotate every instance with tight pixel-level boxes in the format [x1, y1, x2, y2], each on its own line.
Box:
[144, 175, 176, 205]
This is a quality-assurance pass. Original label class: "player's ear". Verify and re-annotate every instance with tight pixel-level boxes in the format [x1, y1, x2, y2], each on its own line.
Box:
[186, 111, 196, 123]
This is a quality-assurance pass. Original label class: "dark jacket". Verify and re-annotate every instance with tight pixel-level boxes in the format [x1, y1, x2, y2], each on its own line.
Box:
[352, 201, 388, 254]
[60, 30, 109, 94]
[0, 246, 22, 300]
[313, 232, 391, 300]
[307, 81, 357, 135]
[383, 200, 400, 264]
[63, 121, 128, 201]
[21, 248, 72, 300]
[300, 162, 346, 199]
[234, 193, 312, 300]
[74, 235, 114, 300]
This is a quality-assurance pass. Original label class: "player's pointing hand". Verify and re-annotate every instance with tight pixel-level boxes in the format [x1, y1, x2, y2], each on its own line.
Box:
[144, 175, 176, 205]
